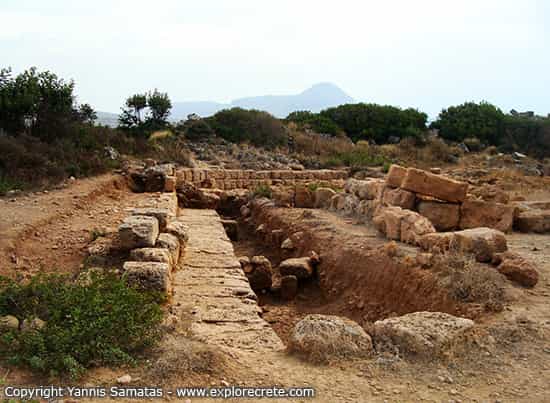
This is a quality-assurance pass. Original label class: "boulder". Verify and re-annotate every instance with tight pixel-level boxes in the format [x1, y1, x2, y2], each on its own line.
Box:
[289, 314, 373, 362]
[357, 179, 385, 200]
[165, 220, 189, 243]
[281, 238, 295, 250]
[130, 248, 172, 265]
[163, 175, 176, 192]
[124, 261, 171, 293]
[119, 215, 159, 249]
[355, 199, 379, 221]
[400, 211, 436, 245]
[373, 207, 435, 244]
[419, 232, 455, 252]
[329, 194, 346, 211]
[459, 200, 516, 233]
[514, 210, 550, 233]
[417, 200, 460, 231]
[130, 207, 174, 232]
[314, 187, 336, 208]
[469, 185, 510, 204]
[401, 168, 468, 203]
[450, 228, 507, 263]
[343, 194, 360, 216]
[382, 187, 416, 210]
[494, 252, 539, 287]
[156, 233, 181, 264]
[373, 206, 409, 240]
[272, 188, 294, 207]
[295, 185, 314, 208]
[386, 164, 408, 188]
[21, 317, 46, 332]
[0, 315, 19, 330]
[373, 311, 474, 358]
[279, 257, 314, 279]
[246, 256, 273, 291]
[281, 275, 298, 300]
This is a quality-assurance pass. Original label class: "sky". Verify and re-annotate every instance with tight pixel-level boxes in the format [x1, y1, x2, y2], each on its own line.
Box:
[1, 0, 549, 117]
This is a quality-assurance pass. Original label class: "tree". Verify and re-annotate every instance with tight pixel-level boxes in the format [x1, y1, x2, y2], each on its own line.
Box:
[118, 93, 147, 129]
[146, 89, 171, 127]
[77, 103, 97, 124]
[0, 67, 77, 141]
[431, 102, 505, 145]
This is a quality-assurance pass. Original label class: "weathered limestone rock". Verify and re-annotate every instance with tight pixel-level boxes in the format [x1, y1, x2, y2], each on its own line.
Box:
[417, 200, 460, 231]
[281, 238, 295, 250]
[279, 257, 314, 279]
[343, 194, 360, 216]
[382, 187, 416, 210]
[493, 252, 539, 287]
[124, 261, 171, 293]
[246, 256, 273, 291]
[119, 215, 159, 249]
[386, 164, 408, 188]
[400, 211, 436, 246]
[21, 317, 46, 332]
[314, 187, 336, 208]
[450, 227, 507, 263]
[373, 207, 435, 244]
[373, 206, 409, 240]
[156, 233, 181, 265]
[281, 275, 298, 300]
[401, 168, 468, 203]
[329, 194, 346, 211]
[355, 199, 379, 221]
[373, 311, 474, 358]
[0, 315, 19, 330]
[165, 220, 189, 243]
[130, 248, 172, 265]
[419, 232, 454, 252]
[459, 200, 516, 233]
[221, 219, 238, 241]
[515, 210, 550, 233]
[272, 188, 294, 207]
[469, 185, 510, 204]
[357, 179, 385, 200]
[295, 185, 314, 208]
[164, 175, 176, 192]
[289, 314, 373, 362]
[131, 207, 173, 232]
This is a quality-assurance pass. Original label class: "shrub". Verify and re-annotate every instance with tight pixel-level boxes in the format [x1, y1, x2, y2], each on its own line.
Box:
[323, 148, 389, 170]
[320, 103, 428, 143]
[286, 111, 342, 136]
[207, 108, 287, 148]
[431, 101, 505, 145]
[252, 183, 272, 199]
[0, 273, 163, 378]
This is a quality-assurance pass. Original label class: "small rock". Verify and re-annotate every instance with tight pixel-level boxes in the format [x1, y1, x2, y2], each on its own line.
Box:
[21, 317, 46, 332]
[0, 315, 20, 330]
[117, 374, 132, 384]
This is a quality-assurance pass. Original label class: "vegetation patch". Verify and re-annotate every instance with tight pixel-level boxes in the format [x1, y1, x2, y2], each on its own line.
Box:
[0, 273, 163, 378]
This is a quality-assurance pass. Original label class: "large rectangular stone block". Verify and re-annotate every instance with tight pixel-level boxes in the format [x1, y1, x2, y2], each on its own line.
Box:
[119, 215, 159, 249]
[124, 261, 171, 293]
[386, 164, 408, 188]
[417, 200, 460, 231]
[401, 168, 468, 203]
[459, 200, 516, 233]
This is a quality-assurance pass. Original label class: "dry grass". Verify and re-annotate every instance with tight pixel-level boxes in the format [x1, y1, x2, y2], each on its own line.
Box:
[432, 251, 506, 312]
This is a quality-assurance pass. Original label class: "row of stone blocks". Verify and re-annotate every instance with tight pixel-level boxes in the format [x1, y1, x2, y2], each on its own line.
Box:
[176, 168, 347, 182]
[117, 193, 187, 294]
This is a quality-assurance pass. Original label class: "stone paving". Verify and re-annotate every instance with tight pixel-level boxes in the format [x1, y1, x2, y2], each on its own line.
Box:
[172, 208, 284, 352]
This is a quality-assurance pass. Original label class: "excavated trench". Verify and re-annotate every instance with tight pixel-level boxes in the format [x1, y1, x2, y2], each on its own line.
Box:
[214, 197, 475, 346]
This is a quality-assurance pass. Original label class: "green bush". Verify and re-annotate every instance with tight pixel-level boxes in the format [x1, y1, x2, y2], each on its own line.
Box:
[431, 101, 505, 145]
[252, 183, 272, 199]
[286, 111, 342, 136]
[0, 273, 163, 378]
[323, 148, 389, 169]
[320, 103, 427, 143]
[207, 108, 287, 148]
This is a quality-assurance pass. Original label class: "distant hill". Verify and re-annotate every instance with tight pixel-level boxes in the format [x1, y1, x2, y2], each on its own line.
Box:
[231, 82, 354, 118]
[96, 83, 354, 125]
[95, 111, 119, 127]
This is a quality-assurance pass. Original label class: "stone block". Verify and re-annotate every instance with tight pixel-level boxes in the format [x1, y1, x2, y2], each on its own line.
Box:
[401, 168, 468, 203]
[119, 215, 159, 249]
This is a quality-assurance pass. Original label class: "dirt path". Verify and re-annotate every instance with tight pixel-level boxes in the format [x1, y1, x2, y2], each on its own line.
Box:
[0, 174, 145, 278]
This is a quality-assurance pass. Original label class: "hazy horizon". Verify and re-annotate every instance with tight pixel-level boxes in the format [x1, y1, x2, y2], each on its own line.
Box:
[2, 0, 549, 118]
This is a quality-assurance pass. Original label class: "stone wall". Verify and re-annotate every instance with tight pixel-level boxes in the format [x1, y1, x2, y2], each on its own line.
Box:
[175, 168, 347, 191]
